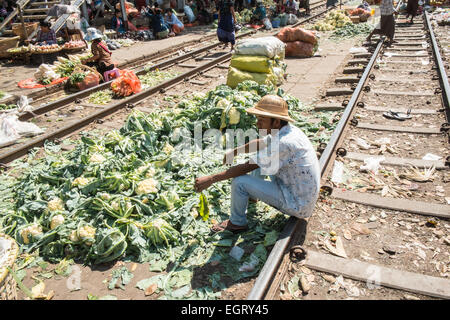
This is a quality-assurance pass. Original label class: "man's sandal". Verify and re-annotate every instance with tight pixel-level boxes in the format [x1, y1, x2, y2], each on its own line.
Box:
[211, 220, 248, 234]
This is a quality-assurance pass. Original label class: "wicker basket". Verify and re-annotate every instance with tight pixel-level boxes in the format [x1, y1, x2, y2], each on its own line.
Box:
[12, 22, 39, 40]
[0, 36, 20, 59]
[0, 233, 19, 300]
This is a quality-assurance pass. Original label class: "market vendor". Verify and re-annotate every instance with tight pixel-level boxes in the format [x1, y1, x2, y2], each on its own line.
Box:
[252, 0, 267, 24]
[145, 6, 171, 39]
[165, 9, 185, 35]
[366, 0, 397, 46]
[82, 33, 115, 75]
[111, 9, 127, 34]
[194, 95, 320, 233]
[31, 21, 57, 46]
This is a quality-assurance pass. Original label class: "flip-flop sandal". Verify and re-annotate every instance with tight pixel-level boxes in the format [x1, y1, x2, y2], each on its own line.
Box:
[210, 220, 248, 234]
[382, 109, 412, 121]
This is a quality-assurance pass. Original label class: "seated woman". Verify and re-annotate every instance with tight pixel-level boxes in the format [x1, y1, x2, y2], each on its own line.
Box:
[251, 0, 267, 24]
[32, 21, 57, 46]
[165, 9, 184, 35]
[82, 33, 115, 76]
[111, 10, 127, 35]
[145, 6, 170, 39]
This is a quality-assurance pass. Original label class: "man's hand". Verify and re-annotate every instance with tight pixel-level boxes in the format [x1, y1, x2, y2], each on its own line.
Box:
[194, 175, 215, 193]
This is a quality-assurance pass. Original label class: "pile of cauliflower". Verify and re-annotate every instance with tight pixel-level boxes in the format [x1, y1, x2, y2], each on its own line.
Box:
[313, 10, 352, 31]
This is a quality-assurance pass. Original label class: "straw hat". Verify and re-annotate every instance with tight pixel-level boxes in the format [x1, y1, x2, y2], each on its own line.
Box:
[246, 95, 294, 122]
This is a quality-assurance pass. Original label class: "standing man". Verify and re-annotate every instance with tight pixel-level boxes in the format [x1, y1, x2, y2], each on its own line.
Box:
[217, 0, 236, 50]
[405, 0, 419, 24]
[366, 0, 397, 46]
[194, 95, 321, 233]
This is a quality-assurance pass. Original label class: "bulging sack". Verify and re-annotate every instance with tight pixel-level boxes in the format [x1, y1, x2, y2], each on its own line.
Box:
[276, 27, 318, 45]
[234, 36, 286, 59]
[230, 55, 275, 73]
[226, 67, 277, 88]
[285, 41, 315, 57]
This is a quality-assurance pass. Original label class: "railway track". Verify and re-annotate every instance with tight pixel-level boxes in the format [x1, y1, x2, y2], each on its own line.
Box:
[250, 12, 450, 300]
[1, 0, 330, 107]
[0, 1, 334, 165]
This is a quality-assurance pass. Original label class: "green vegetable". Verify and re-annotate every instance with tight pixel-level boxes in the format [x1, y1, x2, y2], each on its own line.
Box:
[69, 72, 86, 84]
[199, 192, 210, 222]
[88, 90, 113, 105]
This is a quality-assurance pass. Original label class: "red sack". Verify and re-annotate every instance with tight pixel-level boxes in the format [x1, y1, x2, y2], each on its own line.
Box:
[285, 41, 314, 57]
[111, 69, 141, 97]
[276, 27, 317, 45]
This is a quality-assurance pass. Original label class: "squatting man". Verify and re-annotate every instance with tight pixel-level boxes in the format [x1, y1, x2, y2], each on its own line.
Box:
[194, 95, 321, 233]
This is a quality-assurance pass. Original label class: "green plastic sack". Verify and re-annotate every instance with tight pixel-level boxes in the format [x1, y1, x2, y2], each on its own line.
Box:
[230, 55, 275, 74]
[279, 14, 288, 27]
[226, 67, 277, 89]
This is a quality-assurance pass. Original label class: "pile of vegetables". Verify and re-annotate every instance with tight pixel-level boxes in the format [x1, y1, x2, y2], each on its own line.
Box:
[63, 41, 86, 49]
[138, 70, 181, 89]
[53, 54, 91, 78]
[69, 72, 86, 85]
[313, 10, 352, 31]
[330, 22, 374, 39]
[235, 9, 253, 24]
[0, 81, 338, 298]
[88, 90, 113, 105]
[0, 104, 17, 110]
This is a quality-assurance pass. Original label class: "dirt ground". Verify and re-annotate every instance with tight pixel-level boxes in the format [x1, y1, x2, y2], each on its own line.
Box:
[10, 29, 367, 301]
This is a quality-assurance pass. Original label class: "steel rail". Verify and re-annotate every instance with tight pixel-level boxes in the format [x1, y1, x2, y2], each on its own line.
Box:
[17, 0, 332, 121]
[424, 11, 450, 121]
[247, 37, 385, 300]
[247, 2, 353, 301]
[0, 52, 232, 164]
[18, 30, 256, 122]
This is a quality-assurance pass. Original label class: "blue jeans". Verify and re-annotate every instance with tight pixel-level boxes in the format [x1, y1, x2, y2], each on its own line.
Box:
[230, 169, 286, 226]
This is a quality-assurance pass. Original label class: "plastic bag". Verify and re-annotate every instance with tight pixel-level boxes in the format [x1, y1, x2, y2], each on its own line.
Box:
[230, 55, 274, 73]
[234, 36, 286, 59]
[226, 67, 278, 88]
[17, 95, 33, 113]
[0, 113, 44, 142]
[276, 27, 317, 45]
[263, 17, 273, 30]
[285, 41, 315, 57]
[111, 70, 142, 97]
[360, 156, 385, 175]
[76, 72, 100, 91]
[287, 13, 298, 25]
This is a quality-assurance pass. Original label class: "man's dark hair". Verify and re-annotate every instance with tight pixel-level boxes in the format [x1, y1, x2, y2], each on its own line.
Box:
[165, 8, 172, 14]
[40, 21, 51, 28]
[271, 118, 289, 127]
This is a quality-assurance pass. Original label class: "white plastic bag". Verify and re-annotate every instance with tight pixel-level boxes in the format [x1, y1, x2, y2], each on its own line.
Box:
[355, 137, 371, 150]
[234, 36, 286, 59]
[287, 14, 298, 25]
[0, 114, 44, 141]
[17, 95, 33, 113]
[263, 17, 273, 30]
[331, 160, 345, 184]
[360, 156, 385, 174]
